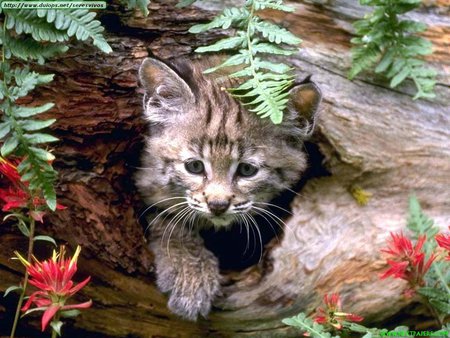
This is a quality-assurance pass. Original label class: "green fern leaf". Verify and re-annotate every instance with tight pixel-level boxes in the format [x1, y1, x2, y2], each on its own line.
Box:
[5, 10, 69, 42]
[253, 20, 302, 45]
[15, 103, 55, 118]
[195, 35, 246, 52]
[350, 0, 436, 98]
[2, 32, 68, 64]
[8, 68, 54, 100]
[64, 10, 112, 53]
[19, 119, 56, 132]
[254, 0, 295, 12]
[1, 137, 19, 157]
[190, 8, 250, 33]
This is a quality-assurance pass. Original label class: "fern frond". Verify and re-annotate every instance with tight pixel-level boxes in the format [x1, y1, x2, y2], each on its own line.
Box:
[1, 6, 114, 210]
[4, 9, 68, 42]
[253, 19, 301, 45]
[191, 0, 301, 124]
[350, 0, 436, 99]
[1, 30, 68, 64]
[0, 66, 58, 209]
[189, 7, 250, 33]
[61, 10, 112, 53]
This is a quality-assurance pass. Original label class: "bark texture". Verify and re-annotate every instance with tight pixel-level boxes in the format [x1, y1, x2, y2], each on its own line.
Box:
[0, 0, 449, 337]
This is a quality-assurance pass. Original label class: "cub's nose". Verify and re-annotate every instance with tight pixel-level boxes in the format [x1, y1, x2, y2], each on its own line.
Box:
[207, 200, 230, 216]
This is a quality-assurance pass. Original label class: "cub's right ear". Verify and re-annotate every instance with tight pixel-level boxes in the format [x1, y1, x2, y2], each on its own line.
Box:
[139, 58, 195, 122]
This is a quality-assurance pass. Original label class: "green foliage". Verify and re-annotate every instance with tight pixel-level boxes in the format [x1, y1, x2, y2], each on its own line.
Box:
[350, 0, 436, 99]
[0, 5, 116, 209]
[283, 312, 413, 338]
[0, 64, 59, 209]
[122, 0, 151, 15]
[282, 313, 337, 338]
[407, 196, 450, 314]
[189, 0, 301, 124]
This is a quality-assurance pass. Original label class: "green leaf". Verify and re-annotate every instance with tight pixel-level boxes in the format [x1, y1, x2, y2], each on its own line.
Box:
[375, 49, 395, 73]
[1, 136, 19, 156]
[176, 0, 197, 8]
[255, 60, 291, 73]
[17, 219, 31, 237]
[429, 298, 450, 314]
[252, 42, 297, 55]
[60, 309, 81, 318]
[195, 35, 246, 53]
[3, 285, 22, 297]
[189, 7, 249, 33]
[50, 320, 63, 336]
[19, 119, 56, 132]
[23, 133, 59, 144]
[282, 313, 334, 338]
[43, 184, 57, 211]
[29, 147, 56, 162]
[34, 235, 57, 247]
[62, 10, 112, 53]
[203, 52, 250, 73]
[253, 20, 302, 45]
[418, 287, 448, 301]
[15, 103, 55, 118]
[390, 66, 410, 88]
[0, 121, 11, 139]
[22, 306, 47, 317]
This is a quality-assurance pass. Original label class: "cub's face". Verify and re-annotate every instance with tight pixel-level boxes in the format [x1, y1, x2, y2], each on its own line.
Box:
[135, 57, 321, 228]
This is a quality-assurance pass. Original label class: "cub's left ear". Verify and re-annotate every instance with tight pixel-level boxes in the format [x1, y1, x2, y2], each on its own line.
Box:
[285, 81, 322, 137]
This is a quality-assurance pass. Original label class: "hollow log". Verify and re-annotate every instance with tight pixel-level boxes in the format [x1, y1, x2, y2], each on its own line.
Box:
[0, 0, 449, 336]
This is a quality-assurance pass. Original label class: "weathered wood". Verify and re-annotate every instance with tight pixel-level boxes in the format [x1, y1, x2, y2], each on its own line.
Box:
[1, 0, 449, 336]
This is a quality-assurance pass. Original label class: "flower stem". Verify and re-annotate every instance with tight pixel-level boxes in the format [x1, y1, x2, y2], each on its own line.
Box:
[50, 313, 60, 338]
[421, 294, 443, 328]
[10, 217, 35, 338]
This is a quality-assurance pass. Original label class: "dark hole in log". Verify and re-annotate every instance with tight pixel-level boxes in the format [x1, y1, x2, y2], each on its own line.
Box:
[201, 141, 331, 271]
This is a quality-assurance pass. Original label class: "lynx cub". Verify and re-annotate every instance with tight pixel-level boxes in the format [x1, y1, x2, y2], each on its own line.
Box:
[135, 57, 322, 320]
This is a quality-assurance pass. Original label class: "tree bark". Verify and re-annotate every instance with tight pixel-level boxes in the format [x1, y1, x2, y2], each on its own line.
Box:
[0, 0, 449, 337]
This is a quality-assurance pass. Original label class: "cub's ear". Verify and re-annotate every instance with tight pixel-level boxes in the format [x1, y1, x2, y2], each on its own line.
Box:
[139, 57, 195, 122]
[285, 80, 322, 138]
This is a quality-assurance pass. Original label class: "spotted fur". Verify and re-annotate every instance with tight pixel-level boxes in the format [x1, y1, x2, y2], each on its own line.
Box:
[135, 57, 322, 320]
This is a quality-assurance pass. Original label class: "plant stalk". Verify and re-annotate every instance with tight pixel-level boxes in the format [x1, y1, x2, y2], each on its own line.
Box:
[10, 217, 35, 338]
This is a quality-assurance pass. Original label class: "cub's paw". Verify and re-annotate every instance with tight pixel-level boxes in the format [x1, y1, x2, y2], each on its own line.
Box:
[167, 271, 221, 321]
[150, 239, 221, 320]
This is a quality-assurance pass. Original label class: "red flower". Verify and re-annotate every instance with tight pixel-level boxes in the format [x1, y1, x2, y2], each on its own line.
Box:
[0, 156, 65, 220]
[0, 157, 21, 182]
[380, 232, 435, 294]
[436, 227, 450, 261]
[313, 293, 363, 330]
[15, 246, 92, 332]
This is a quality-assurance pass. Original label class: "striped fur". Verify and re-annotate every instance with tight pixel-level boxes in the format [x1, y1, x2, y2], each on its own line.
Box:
[135, 57, 321, 320]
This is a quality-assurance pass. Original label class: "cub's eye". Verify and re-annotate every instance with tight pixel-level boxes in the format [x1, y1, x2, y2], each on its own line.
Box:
[185, 160, 205, 174]
[237, 163, 258, 177]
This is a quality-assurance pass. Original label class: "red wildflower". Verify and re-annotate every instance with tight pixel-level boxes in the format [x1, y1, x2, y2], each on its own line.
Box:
[380, 232, 435, 294]
[0, 157, 21, 182]
[313, 293, 363, 330]
[15, 246, 92, 332]
[436, 227, 450, 261]
[0, 156, 65, 220]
